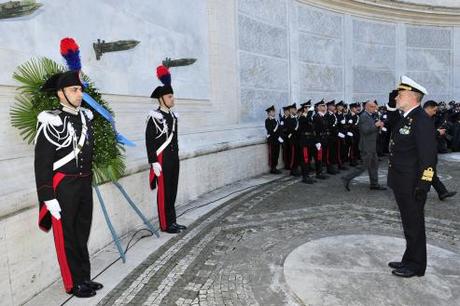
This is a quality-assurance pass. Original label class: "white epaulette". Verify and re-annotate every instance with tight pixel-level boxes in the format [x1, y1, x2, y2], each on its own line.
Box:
[37, 110, 63, 126]
[148, 110, 164, 122]
[80, 107, 94, 121]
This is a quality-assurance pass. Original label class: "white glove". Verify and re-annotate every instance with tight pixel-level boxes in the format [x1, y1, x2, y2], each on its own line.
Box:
[44, 199, 61, 220]
[347, 132, 354, 137]
[340, 119, 346, 124]
[315, 143, 321, 150]
[280, 121, 284, 126]
[348, 119, 353, 124]
[381, 127, 387, 132]
[338, 132, 345, 139]
[383, 115, 387, 119]
[152, 162, 162, 177]
[278, 136, 284, 143]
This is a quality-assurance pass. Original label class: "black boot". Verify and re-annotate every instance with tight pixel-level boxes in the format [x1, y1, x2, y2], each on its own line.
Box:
[439, 191, 457, 201]
[70, 284, 96, 298]
[83, 280, 103, 291]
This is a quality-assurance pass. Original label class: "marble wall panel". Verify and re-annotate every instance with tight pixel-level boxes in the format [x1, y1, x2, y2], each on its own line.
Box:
[353, 43, 396, 70]
[353, 68, 395, 93]
[297, 5, 343, 38]
[406, 71, 450, 94]
[353, 19, 396, 45]
[407, 48, 451, 71]
[238, 15, 288, 58]
[406, 26, 452, 49]
[238, 0, 287, 25]
[240, 88, 288, 122]
[239, 52, 289, 90]
[299, 63, 343, 93]
[298, 33, 343, 65]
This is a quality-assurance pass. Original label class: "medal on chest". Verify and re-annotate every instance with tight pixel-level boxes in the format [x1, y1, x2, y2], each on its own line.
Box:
[399, 118, 413, 135]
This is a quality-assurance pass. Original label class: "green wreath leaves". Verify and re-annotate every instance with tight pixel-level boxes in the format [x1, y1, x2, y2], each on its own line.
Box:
[10, 57, 126, 185]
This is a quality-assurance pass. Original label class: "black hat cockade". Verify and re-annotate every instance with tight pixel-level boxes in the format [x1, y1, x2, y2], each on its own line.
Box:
[265, 105, 275, 113]
[151, 65, 174, 99]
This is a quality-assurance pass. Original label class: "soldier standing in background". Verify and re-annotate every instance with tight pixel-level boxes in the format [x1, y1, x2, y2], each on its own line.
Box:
[265, 105, 283, 174]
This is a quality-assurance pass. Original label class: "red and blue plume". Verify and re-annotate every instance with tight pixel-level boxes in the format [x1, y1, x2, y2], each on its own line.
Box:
[156, 65, 171, 86]
[60, 37, 81, 71]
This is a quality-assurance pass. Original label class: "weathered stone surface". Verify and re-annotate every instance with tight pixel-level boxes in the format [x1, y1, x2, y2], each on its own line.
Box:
[354, 43, 396, 70]
[406, 26, 452, 49]
[299, 63, 343, 93]
[238, 14, 288, 58]
[297, 4, 343, 38]
[238, 0, 287, 25]
[299, 32, 343, 65]
[353, 67, 395, 93]
[240, 88, 288, 122]
[353, 18, 396, 45]
[239, 52, 289, 90]
[407, 48, 451, 71]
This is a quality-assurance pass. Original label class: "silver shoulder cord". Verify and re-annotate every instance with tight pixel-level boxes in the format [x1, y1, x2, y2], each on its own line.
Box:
[35, 116, 73, 150]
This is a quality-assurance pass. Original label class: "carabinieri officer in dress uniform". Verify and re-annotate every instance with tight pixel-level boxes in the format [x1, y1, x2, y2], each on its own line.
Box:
[35, 71, 103, 297]
[386, 76, 437, 278]
[265, 105, 283, 174]
[146, 65, 186, 234]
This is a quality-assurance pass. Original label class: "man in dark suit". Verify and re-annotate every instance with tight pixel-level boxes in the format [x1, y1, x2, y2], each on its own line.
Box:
[386, 76, 437, 278]
[341, 100, 386, 191]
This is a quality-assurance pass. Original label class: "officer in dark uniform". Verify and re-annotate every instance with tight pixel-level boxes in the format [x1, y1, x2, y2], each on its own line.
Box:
[346, 103, 360, 166]
[280, 105, 291, 170]
[312, 100, 329, 180]
[386, 76, 437, 278]
[146, 65, 186, 234]
[298, 101, 317, 184]
[325, 100, 340, 174]
[35, 71, 103, 297]
[286, 103, 300, 176]
[264, 105, 283, 174]
[335, 101, 349, 170]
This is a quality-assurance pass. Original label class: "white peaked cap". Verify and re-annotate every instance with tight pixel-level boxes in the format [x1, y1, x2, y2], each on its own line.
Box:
[398, 75, 428, 95]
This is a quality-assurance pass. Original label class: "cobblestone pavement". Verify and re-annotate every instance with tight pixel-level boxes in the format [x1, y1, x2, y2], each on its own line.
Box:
[98, 157, 460, 306]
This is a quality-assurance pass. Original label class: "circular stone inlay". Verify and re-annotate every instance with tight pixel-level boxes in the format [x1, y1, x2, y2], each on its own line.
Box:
[283, 235, 460, 306]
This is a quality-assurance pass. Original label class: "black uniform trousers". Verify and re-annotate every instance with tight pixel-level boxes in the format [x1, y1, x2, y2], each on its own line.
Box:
[300, 142, 322, 176]
[282, 141, 291, 170]
[337, 137, 348, 166]
[156, 149, 179, 231]
[431, 174, 448, 195]
[267, 141, 280, 170]
[54, 174, 93, 290]
[393, 190, 427, 274]
[326, 135, 338, 167]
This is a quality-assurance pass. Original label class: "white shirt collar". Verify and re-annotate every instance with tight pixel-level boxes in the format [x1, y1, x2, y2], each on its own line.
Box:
[403, 105, 419, 118]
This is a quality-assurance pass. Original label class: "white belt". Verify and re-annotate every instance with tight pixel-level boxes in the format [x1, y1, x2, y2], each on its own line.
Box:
[156, 132, 174, 156]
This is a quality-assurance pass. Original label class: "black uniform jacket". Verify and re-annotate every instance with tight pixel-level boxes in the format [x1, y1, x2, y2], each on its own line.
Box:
[387, 106, 437, 194]
[34, 107, 94, 230]
[265, 117, 281, 144]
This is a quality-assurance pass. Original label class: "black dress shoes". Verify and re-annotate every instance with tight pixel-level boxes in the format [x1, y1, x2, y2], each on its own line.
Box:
[83, 280, 103, 291]
[388, 261, 405, 269]
[392, 267, 424, 278]
[316, 174, 329, 180]
[70, 283, 96, 298]
[302, 177, 316, 184]
[341, 177, 351, 191]
[270, 168, 282, 174]
[165, 226, 181, 234]
[439, 191, 457, 201]
[370, 185, 387, 190]
[172, 223, 187, 230]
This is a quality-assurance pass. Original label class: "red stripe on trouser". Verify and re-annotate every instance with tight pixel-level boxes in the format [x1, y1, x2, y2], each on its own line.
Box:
[50, 172, 74, 292]
[290, 144, 295, 168]
[303, 147, 309, 164]
[156, 153, 168, 231]
[317, 148, 322, 161]
[52, 218, 74, 292]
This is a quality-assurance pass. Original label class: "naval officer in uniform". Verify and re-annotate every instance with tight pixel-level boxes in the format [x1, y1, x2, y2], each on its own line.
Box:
[386, 76, 437, 278]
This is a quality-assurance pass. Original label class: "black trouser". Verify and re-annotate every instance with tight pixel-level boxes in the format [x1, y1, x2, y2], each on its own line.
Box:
[157, 150, 179, 231]
[326, 135, 338, 167]
[348, 136, 359, 164]
[282, 141, 291, 169]
[432, 174, 448, 195]
[394, 190, 427, 274]
[55, 175, 93, 289]
[268, 141, 280, 170]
